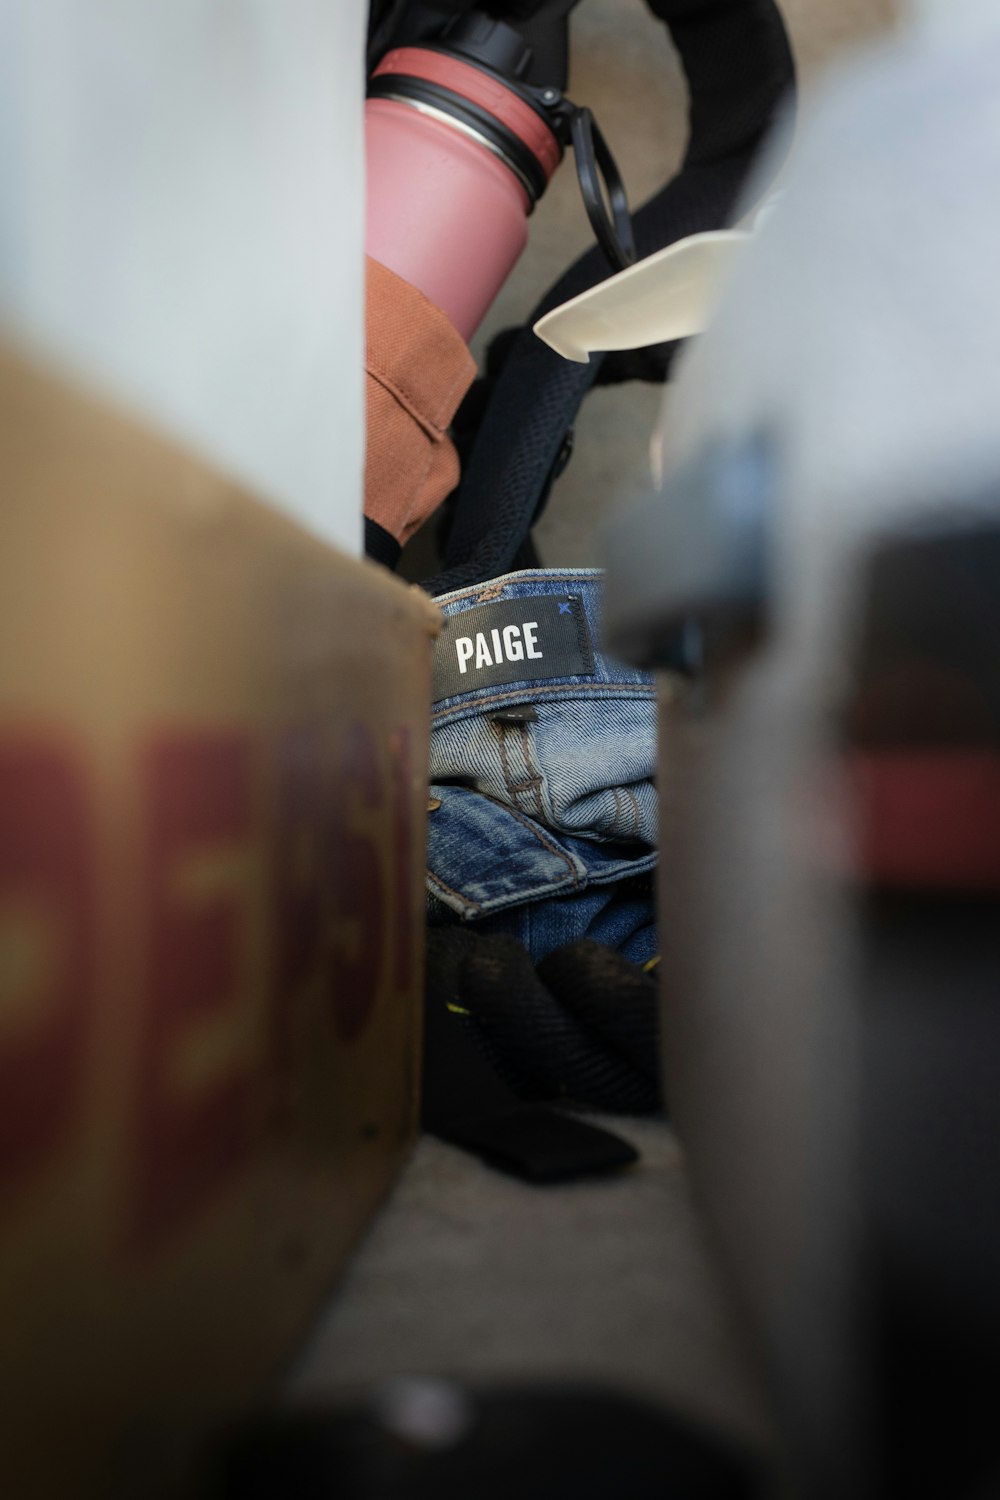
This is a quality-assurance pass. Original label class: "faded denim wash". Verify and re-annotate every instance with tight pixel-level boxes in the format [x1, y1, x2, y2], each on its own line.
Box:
[426, 568, 657, 964]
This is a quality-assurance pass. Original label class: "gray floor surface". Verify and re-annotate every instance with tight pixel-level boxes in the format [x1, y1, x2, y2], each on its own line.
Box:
[287, 0, 899, 1450]
[286, 1120, 771, 1449]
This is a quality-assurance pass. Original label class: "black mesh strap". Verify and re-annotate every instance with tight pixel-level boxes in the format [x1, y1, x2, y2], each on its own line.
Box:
[425, 928, 661, 1126]
[425, 0, 795, 596]
[423, 929, 643, 1180]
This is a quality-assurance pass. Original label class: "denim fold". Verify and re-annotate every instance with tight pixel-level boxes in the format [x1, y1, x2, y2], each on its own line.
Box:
[427, 569, 657, 964]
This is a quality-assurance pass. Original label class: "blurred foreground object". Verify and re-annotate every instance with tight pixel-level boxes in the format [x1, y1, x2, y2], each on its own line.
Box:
[0, 0, 366, 553]
[0, 344, 438, 1499]
[605, 3, 1000, 1496]
[202, 1382, 760, 1499]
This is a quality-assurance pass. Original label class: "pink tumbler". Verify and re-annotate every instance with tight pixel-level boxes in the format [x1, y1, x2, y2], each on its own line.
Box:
[366, 14, 566, 341]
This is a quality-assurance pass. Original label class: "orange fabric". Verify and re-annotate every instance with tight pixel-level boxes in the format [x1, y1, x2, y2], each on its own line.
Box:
[364, 256, 477, 546]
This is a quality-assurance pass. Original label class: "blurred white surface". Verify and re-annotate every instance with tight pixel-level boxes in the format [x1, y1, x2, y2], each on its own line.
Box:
[0, 0, 365, 554]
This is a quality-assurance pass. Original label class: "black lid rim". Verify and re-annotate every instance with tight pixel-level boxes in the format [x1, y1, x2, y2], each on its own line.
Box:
[367, 73, 556, 204]
[386, 40, 561, 134]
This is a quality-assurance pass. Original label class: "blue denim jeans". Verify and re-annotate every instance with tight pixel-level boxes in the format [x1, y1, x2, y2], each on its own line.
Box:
[426, 568, 657, 964]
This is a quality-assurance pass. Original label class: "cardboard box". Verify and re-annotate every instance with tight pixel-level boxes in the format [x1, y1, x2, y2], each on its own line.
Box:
[0, 344, 440, 1498]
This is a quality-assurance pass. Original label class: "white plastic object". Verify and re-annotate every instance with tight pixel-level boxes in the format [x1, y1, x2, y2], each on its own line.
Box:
[532, 229, 750, 364]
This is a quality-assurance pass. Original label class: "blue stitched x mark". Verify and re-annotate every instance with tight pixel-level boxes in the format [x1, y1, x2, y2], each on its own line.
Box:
[558, 602, 572, 614]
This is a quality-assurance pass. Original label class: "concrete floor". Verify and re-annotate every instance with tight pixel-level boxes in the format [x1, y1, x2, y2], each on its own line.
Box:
[288, 0, 900, 1456]
[286, 1119, 771, 1446]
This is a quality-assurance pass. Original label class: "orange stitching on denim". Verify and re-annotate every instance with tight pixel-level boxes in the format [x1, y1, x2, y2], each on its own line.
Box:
[492, 718, 519, 803]
[426, 870, 483, 911]
[427, 797, 580, 905]
[623, 786, 641, 840]
[515, 723, 548, 822]
[475, 581, 506, 602]
[432, 681, 653, 721]
[477, 791, 580, 884]
[437, 572, 600, 608]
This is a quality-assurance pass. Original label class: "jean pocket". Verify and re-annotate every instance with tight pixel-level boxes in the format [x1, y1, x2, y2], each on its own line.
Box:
[426, 785, 657, 920]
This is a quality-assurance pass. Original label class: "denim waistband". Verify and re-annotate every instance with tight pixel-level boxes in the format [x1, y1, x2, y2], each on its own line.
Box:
[430, 568, 654, 726]
[426, 571, 657, 947]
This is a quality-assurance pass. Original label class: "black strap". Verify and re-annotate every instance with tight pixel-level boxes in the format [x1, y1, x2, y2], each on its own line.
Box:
[364, 515, 403, 569]
[423, 929, 641, 1181]
[425, 0, 796, 596]
[454, 932, 662, 1113]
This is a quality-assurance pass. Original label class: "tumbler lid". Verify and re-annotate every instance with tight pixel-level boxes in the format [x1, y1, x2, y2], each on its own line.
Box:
[440, 13, 533, 81]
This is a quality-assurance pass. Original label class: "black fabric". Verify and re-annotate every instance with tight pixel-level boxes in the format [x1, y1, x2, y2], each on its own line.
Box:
[441, 1103, 640, 1182]
[425, 930, 662, 1125]
[538, 941, 662, 1084]
[593, 342, 681, 386]
[207, 1385, 764, 1499]
[371, 1, 582, 88]
[425, 0, 795, 595]
[364, 515, 403, 570]
[423, 929, 640, 1180]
